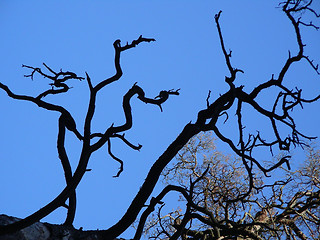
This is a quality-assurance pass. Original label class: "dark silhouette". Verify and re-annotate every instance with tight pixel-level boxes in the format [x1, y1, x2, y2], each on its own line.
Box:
[0, 1, 319, 239]
[141, 132, 320, 239]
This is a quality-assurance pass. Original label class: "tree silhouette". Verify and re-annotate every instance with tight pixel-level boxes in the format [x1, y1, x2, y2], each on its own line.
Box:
[0, 0, 319, 239]
[140, 132, 320, 239]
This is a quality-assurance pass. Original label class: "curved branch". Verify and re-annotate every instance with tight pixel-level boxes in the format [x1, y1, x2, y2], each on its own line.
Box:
[22, 63, 84, 99]
[94, 35, 155, 92]
[0, 82, 83, 141]
[0, 84, 88, 234]
[58, 116, 76, 226]
[107, 138, 124, 178]
[111, 133, 142, 151]
[91, 84, 179, 152]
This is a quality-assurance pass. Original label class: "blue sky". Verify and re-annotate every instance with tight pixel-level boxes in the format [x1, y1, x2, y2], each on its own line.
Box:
[0, 1, 319, 238]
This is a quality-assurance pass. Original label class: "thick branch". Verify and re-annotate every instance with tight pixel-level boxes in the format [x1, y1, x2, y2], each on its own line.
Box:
[101, 123, 200, 239]
[58, 116, 76, 226]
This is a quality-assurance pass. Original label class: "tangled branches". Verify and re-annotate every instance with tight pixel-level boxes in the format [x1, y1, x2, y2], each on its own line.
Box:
[0, 0, 319, 239]
[140, 133, 320, 240]
[131, 1, 320, 239]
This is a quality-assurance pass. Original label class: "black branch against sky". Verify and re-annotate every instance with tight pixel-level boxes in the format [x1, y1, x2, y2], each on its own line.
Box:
[104, 1, 319, 239]
[0, 35, 179, 235]
[0, 0, 319, 239]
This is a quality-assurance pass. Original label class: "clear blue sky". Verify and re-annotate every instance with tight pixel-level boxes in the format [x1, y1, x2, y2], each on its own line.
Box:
[0, 1, 319, 238]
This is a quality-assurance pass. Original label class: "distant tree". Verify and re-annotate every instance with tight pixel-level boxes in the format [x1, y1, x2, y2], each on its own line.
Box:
[139, 132, 320, 240]
[0, 0, 319, 239]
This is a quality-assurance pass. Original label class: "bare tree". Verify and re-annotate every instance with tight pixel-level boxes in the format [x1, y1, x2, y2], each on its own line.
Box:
[140, 132, 320, 239]
[0, 0, 319, 239]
